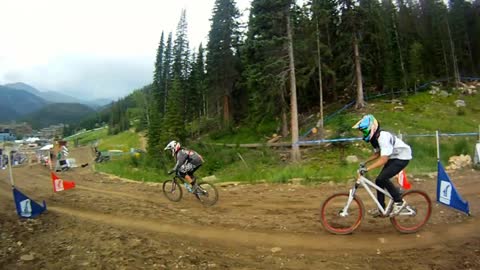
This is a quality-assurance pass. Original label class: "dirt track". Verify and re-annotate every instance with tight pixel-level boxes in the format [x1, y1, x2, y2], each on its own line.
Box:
[1, 147, 479, 269]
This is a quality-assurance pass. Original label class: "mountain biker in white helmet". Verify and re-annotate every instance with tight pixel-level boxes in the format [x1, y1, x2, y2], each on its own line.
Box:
[353, 114, 412, 217]
[164, 140, 204, 191]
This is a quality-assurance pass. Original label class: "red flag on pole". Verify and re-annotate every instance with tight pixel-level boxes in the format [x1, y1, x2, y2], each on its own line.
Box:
[397, 170, 411, 190]
[51, 172, 75, 192]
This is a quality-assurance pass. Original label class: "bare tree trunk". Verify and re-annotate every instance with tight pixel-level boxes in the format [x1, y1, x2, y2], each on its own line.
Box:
[465, 34, 475, 75]
[280, 87, 289, 138]
[392, 14, 408, 95]
[223, 95, 230, 125]
[315, 19, 324, 138]
[447, 21, 460, 87]
[441, 39, 451, 85]
[353, 33, 365, 109]
[287, 15, 300, 162]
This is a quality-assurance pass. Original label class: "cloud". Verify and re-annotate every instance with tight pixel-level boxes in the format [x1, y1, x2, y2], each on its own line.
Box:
[0, 0, 252, 100]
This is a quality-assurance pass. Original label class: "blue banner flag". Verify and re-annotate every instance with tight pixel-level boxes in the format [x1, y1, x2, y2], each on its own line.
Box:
[13, 188, 47, 218]
[437, 162, 470, 215]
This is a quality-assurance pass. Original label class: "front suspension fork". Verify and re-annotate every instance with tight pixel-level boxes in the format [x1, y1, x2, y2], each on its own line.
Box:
[339, 183, 359, 217]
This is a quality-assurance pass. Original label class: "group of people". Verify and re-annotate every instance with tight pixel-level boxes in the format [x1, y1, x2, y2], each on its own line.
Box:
[165, 114, 412, 217]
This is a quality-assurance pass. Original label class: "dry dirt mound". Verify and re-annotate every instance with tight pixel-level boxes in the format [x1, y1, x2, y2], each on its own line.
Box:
[0, 147, 479, 269]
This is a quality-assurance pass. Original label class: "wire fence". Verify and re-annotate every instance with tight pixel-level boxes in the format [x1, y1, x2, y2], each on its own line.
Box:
[296, 132, 479, 146]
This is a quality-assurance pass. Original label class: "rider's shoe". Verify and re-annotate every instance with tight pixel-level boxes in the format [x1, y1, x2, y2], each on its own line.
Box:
[368, 208, 383, 218]
[392, 201, 406, 215]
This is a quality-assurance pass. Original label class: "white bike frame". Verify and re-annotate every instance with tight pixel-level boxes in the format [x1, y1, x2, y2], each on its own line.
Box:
[339, 175, 416, 217]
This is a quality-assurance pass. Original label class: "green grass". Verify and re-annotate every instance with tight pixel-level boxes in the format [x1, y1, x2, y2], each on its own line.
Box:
[95, 155, 167, 182]
[96, 131, 141, 152]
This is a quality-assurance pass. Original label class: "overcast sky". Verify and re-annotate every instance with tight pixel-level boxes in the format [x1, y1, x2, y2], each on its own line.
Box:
[0, 0, 251, 100]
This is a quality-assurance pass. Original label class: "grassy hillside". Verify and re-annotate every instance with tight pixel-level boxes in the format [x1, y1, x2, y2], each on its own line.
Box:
[66, 127, 108, 145]
[73, 84, 480, 184]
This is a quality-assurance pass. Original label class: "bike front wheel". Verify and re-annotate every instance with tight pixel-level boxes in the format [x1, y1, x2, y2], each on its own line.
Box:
[390, 190, 432, 233]
[320, 192, 365, 235]
[162, 179, 183, 202]
[194, 182, 219, 206]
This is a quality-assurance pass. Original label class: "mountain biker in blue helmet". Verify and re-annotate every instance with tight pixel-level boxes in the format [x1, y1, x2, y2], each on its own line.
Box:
[352, 114, 412, 217]
[164, 140, 204, 192]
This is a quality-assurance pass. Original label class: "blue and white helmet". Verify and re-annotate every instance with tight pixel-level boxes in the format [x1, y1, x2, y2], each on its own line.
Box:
[352, 114, 379, 142]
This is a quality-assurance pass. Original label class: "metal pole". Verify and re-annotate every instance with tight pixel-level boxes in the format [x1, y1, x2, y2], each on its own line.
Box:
[436, 130, 440, 161]
[8, 150, 15, 187]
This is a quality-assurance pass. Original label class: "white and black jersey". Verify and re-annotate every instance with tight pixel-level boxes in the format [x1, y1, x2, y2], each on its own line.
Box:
[371, 131, 412, 160]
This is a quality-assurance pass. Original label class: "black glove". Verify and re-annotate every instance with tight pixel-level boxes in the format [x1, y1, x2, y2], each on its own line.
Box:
[168, 169, 175, 175]
[358, 167, 368, 176]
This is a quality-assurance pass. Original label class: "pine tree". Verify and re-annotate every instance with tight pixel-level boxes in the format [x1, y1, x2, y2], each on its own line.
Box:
[162, 10, 190, 144]
[418, 0, 451, 81]
[206, 0, 241, 125]
[173, 9, 190, 81]
[153, 31, 165, 114]
[335, 0, 365, 108]
[357, 0, 386, 94]
[449, 0, 476, 76]
[287, 11, 301, 161]
[162, 32, 173, 112]
[381, 0, 404, 95]
[408, 42, 424, 92]
[310, 0, 340, 118]
[163, 76, 186, 142]
[470, 0, 480, 74]
[192, 44, 207, 119]
[243, 0, 292, 130]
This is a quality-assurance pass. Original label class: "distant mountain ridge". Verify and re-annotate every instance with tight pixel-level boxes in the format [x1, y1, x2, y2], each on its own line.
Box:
[21, 103, 96, 129]
[0, 86, 48, 121]
[0, 83, 107, 128]
[3, 82, 112, 108]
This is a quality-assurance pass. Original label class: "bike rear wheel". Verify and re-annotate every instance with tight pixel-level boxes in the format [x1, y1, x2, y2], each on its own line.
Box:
[162, 179, 183, 202]
[194, 182, 219, 206]
[390, 190, 432, 233]
[320, 192, 364, 235]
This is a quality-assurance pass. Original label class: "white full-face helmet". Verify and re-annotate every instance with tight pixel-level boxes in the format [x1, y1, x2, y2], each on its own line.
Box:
[164, 140, 181, 156]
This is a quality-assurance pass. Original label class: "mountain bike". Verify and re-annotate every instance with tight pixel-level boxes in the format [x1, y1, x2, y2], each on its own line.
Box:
[320, 167, 432, 234]
[162, 174, 219, 206]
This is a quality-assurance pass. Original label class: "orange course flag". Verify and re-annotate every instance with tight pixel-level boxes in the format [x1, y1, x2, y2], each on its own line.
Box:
[397, 170, 412, 190]
[51, 172, 75, 192]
